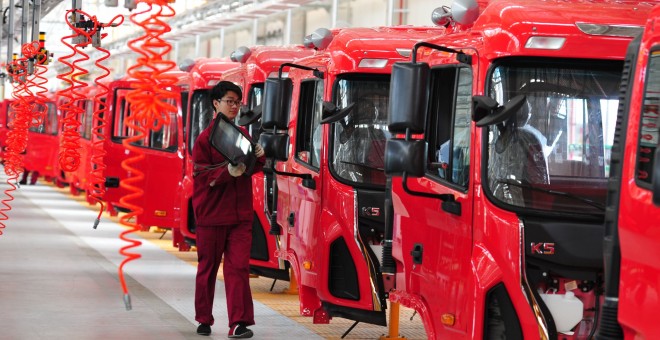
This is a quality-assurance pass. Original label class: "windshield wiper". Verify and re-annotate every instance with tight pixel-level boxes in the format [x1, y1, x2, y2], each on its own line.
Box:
[496, 178, 605, 211]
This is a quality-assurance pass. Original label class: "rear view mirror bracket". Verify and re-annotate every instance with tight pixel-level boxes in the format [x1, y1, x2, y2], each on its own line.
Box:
[401, 172, 461, 216]
[267, 166, 316, 190]
[279, 62, 324, 79]
[320, 102, 355, 124]
[385, 128, 462, 216]
[473, 94, 526, 127]
[237, 104, 263, 126]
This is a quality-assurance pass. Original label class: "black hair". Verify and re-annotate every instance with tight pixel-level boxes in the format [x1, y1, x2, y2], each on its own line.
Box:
[209, 81, 242, 103]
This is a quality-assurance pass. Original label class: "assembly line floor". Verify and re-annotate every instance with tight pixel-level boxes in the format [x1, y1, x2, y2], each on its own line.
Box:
[0, 174, 426, 340]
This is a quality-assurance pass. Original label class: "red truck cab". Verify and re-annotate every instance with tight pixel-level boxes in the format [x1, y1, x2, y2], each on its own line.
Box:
[23, 92, 59, 183]
[259, 26, 443, 326]
[65, 85, 97, 196]
[102, 72, 189, 241]
[383, 0, 654, 338]
[220, 46, 314, 280]
[596, 5, 660, 339]
[173, 58, 240, 250]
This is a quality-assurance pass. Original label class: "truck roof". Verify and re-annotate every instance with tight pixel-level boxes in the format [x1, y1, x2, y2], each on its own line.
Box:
[421, 0, 656, 62]
[188, 58, 240, 88]
[475, 0, 657, 29]
[241, 45, 314, 80]
[294, 26, 445, 73]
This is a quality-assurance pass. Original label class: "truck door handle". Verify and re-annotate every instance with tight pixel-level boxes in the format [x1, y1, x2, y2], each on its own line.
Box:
[105, 177, 120, 188]
[441, 194, 461, 216]
[411, 243, 423, 264]
[302, 177, 316, 189]
[287, 212, 295, 227]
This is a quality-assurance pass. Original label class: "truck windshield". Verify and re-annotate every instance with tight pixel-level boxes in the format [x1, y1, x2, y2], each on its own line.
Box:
[331, 76, 391, 187]
[486, 60, 622, 214]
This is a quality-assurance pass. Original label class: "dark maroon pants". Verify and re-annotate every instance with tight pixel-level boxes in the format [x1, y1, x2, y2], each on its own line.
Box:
[194, 222, 255, 327]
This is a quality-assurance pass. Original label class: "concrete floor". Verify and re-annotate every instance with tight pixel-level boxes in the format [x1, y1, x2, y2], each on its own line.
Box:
[0, 174, 427, 340]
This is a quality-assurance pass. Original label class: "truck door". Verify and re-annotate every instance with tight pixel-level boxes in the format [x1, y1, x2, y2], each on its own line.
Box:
[393, 65, 474, 334]
[282, 78, 323, 274]
[615, 42, 660, 338]
[24, 101, 58, 181]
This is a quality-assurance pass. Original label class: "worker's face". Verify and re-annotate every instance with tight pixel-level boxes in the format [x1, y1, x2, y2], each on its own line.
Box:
[213, 91, 241, 120]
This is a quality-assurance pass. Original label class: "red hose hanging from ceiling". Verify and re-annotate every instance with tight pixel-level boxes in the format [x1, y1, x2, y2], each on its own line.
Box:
[0, 41, 49, 233]
[5, 53, 34, 178]
[26, 41, 50, 130]
[0, 58, 28, 234]
[88, 14, 125, 229]
[117, 0, 177, 310]
[56, 9, 95, 173]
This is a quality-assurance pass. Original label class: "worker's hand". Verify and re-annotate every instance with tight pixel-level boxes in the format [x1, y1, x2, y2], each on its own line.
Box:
[254, 144, 265, 158]
[228, 162, 246, 177]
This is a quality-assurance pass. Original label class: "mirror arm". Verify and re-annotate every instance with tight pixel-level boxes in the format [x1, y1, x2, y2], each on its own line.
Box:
[266, 165, 316, 190]
[402, 172, 449, 200]
[401, 173, 461, 216]
[279, 62, 324, 79]
[412, 41, 470, 64]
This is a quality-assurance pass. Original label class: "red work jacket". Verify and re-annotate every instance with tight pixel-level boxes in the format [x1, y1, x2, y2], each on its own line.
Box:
[191, 123, 265, 227]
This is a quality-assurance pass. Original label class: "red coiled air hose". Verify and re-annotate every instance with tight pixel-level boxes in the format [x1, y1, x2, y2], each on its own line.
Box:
[117, 0, 177, 310]
[25, 41, 49, 129]
[56, 9, 96, 173]
[88, 14, 125, 229]
[0, 41, 49, 233]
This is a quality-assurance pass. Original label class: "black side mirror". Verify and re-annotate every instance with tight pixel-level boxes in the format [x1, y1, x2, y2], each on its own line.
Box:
[262, 77, 293, 130]
[473, 94, 526, 127]
[384, 139, 427, 177]
[388, 62, 430, 134]
[320, 101, 355, 124]
[259, 132, 290, 161]
[237, 104, 262, 126]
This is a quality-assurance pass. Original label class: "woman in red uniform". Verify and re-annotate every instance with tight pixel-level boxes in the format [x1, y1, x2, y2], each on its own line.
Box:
[192, 81, 264, 338]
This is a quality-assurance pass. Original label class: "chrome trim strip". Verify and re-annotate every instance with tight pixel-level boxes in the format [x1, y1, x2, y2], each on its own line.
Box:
[519, 219, 550, 340]
[576, 23, 643, 37]
[264, 176, 286, 270]
[276, 235, 286, 270]
[396, 48, 411, 57]
[352, 189, 383, 311]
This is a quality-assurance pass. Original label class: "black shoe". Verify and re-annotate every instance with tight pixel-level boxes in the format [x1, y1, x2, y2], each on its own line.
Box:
[228, 323, 253, 338]
[197, 323, 211, 336]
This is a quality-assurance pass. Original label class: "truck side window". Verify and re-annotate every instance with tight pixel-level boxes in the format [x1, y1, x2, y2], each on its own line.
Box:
[295, 79, 323, 169]
[80, 99, 94, 140]
[113, 91, 138, 144]
[28, 103, 47, 134]
[112, 89, 178, 151]
[637, 50, 660, 186]
[426, 66, 472, 188]
[189, 90, 213, 154]
[148, 97, 178, 151]
[45, 103, 58, 135]
[246, 84, 264, 142]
